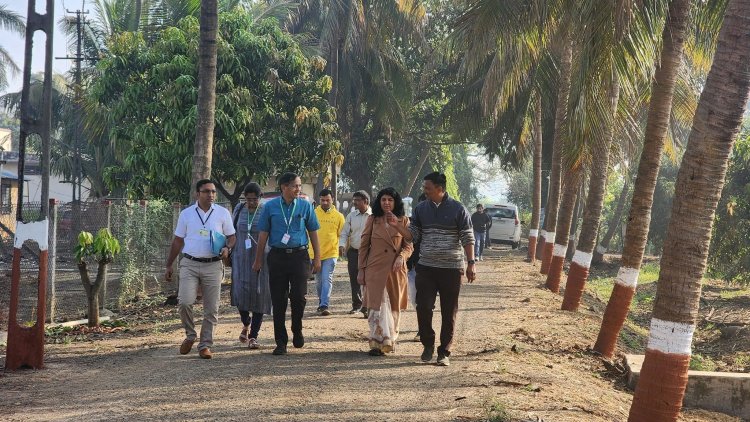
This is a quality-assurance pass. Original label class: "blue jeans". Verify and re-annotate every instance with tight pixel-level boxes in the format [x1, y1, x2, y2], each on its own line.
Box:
[474, 230, 485, 258]
[316, 257, 337, 308]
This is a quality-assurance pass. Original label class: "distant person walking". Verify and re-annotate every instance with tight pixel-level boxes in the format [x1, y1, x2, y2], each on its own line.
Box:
[253, 173, 321, 356]
[358, 187, 413, 356]
[166, 179, 236, 359]
[231, 183, 272, 349]
[471, 204, 492, 260]
[338, 190, 372, 317]
[310, 188, 345, 316]
[410, 172, 475, 366]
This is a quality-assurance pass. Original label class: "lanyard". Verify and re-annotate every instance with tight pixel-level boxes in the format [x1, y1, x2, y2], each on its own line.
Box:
[279, 198, 297, 233]
[246, 208, 258, 240]
[195, 206, 214, 228]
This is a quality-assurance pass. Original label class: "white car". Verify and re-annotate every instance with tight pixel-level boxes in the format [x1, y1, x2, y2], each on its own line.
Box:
[486, 204, 522, 249]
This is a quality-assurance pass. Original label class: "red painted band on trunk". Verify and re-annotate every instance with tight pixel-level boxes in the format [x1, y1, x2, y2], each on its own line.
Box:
[628, 349, 690, 422]
[6, 248, 48, 370]
[593, 283, 636, 359]
[545, 255, 564, 293]
[527, 236, 538, 262]
[540, 241, 554, 275]
[561, 261, 589, 311]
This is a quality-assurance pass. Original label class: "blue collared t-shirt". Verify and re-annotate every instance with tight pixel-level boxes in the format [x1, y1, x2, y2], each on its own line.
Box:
[258, 197, 320, 248]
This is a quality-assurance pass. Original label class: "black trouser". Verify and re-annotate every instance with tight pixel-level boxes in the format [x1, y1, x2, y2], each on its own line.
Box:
[239, 311, 264, 339]
[346, 248, 365, 311]
[268, 249, 310, 347]
[415, 264, 462, 356]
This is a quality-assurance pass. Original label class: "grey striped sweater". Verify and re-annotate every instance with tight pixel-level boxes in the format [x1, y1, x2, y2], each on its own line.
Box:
[409, 193, 475, 269]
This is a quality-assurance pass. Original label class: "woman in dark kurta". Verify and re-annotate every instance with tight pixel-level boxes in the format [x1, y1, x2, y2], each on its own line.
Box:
[231, 183, 272, 349]
[358, 187, 413, 355]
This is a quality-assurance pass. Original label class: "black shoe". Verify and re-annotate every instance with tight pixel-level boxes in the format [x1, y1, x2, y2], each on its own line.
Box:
[369, 348, 385, 356]
[319, 306, 331, 316]
[272, 345, 287, 355]
[421, 346, 434, 362]
[361, 308, 369, 318]
[292, 332, 305, 348]
[348, 307, 360, 314]
[437, 351, 450, 366]
[316, 306, 323, 313]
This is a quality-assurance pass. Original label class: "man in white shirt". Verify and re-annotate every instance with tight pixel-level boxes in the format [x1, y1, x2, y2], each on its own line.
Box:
[338, 190, 372, 317]
[166, 179, 236, 359]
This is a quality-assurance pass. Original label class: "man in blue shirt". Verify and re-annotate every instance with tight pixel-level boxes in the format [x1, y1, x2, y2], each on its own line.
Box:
[254, 172, 321, 355]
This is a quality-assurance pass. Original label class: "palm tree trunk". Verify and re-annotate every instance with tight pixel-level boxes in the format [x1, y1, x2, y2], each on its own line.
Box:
[591, 178, 630, 264]
[629, 2, 750, 419]
[562, 78, 620, 311]
[565, 189, 583, 261]
[545, 168, 581, 292]
[190, 0, 219, 190]
[594, 0, 690, 359]
[527, 93, 543, 263]
[403, 143, 430, 197]
[540, 37, 572, 275]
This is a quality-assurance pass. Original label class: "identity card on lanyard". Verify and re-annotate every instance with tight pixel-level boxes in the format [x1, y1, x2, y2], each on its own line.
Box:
[280, 198, 296, 245]
[245, 209, 258, 249]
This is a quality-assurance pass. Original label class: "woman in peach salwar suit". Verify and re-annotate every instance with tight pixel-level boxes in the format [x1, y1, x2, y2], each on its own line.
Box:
[358, 187, 413, 356]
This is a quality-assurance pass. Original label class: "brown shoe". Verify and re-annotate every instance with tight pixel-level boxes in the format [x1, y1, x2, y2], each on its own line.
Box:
[179, 338, 195, 355]
[199, 348, 212, 359]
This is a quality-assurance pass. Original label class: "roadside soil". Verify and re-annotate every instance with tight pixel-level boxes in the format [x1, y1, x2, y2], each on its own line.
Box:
[0, 247, 739, 421]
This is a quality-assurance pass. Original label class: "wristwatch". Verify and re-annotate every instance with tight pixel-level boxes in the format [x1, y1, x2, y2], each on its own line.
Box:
[467, 259, 476, 265]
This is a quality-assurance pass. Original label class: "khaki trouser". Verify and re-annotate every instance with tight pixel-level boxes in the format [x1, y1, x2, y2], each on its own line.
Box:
[178, 258, 223, 351]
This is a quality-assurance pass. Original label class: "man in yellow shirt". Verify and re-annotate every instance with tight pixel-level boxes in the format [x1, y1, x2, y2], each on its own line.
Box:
[310, 189, 345, 315]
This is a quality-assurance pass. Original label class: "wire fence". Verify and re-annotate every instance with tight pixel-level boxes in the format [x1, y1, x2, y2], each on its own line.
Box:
[0, 199, 235, 329]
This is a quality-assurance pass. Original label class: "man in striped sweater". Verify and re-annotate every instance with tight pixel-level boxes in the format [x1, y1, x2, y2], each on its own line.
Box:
[410, 172, 476, 366]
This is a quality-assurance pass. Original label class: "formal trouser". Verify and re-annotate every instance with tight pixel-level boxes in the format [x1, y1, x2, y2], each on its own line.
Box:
[316, 257, 337, 308]
[474, 230, 485, 258]
[415, 264, 462, 356]
[239, 311, 264, 339]
[485, 230, 491, 246]
[268, 249, 310, 347]
[346, 248, 365, 311]
[178, 258, 223, 351]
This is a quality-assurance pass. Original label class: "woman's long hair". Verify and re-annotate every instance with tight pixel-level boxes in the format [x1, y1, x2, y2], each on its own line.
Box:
[371, 187, 405, 217]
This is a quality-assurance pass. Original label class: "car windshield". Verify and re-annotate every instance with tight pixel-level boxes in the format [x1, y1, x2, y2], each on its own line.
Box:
[487, 207, 516, 219]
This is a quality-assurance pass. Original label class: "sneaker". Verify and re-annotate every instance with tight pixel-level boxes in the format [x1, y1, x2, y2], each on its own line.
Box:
[421, 346, 434, 362]
[319, 307, 331, 316]
[248, 338, 260, 349]
[361, 308, 369, 318]
[272, 345, 287, 355]
[179, 338, 195, 355]
[437, 351, 450, 366]
[292, 332, 305, 348]
[348, 307, 360, 314]
[316, 306, 323, 313]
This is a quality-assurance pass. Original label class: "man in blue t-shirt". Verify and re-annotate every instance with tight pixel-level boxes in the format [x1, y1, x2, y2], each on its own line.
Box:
[254, 172, 321, 355]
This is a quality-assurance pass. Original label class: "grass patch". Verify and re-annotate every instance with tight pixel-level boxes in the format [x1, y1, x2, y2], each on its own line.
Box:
[587, 262, 660, 306]
[485, 399, 514, 422]
[690, 353, 718, 371]
[719, 288, 750, 300]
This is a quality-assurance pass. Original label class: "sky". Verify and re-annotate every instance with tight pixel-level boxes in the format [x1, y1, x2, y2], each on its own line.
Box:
[1, 0, 74, 95]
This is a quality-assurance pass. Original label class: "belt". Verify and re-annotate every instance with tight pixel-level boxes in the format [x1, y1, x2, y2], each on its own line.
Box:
[271, 245, 308, 254]
[182, 253, 222, 263]
[349, 247, 359, 252]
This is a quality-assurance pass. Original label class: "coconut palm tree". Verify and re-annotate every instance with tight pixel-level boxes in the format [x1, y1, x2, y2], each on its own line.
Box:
[591, 177, 630, 264]
[190, 0, 219, 188]
[0, 4, 25, 92]
[593, 0, 692, 358]
[527, 93, 543, 263]
[629, 1, 750, 419]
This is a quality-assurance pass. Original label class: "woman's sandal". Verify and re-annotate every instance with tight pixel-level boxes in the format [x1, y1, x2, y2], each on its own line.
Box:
[239, 327, 249, 343]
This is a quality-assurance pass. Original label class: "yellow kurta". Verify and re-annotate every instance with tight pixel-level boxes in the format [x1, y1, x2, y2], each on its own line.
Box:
[358, 215, 413, 311]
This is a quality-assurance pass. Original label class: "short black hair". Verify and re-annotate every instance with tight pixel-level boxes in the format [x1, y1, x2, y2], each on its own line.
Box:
[196, 179, 214, 192]
[353, 190, 370, 202]
[278, 172, 299, 186]
[372, 187, 405, 217]
[476, 203, 483, 208]
[243, 182, 262, 197]
[319, 188, 333, 197]
[423, 172, 447, 190]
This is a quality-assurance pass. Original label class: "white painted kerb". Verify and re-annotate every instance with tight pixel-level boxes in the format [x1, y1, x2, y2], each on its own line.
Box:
[647, 318, 695, 355]
[572, 250, 592, 268]
[553, 243, 567, 257]
[14, 220, 49, 251]
[529, 229, 539, 237]
[615, 267, 639, 288]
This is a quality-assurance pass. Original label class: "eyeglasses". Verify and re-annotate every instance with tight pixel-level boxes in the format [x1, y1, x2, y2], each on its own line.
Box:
[200, 189, 217, 194]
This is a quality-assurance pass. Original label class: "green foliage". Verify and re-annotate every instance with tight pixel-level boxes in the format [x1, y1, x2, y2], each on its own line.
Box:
[708, 130, 750, 285]
[484, 399, 513, 422]
[74, 229, 121, 263]
[87, 12, 339, 202]
[505, 159, 532, 209]
[690, 353, 718, 371]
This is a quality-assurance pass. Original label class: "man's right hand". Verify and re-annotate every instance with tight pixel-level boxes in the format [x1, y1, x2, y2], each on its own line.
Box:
[252, 258, 262, 273]
[357, 270, 365, 285]
[339, 246, 346, 257]
[165, 266, 173, 281]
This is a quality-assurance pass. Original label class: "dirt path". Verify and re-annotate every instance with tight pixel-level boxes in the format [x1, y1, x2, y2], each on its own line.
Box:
[0, 248, 738, 421]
